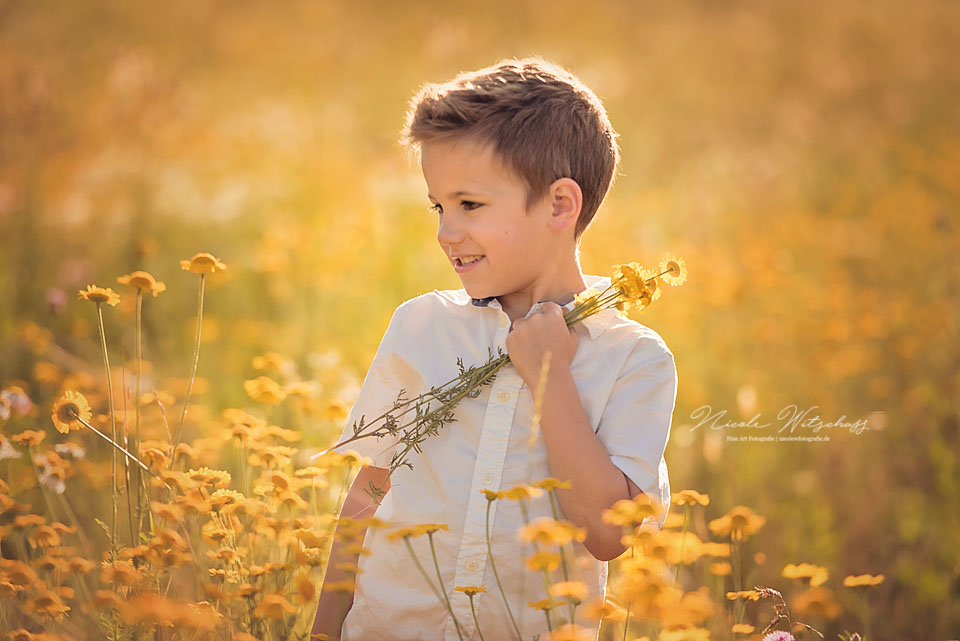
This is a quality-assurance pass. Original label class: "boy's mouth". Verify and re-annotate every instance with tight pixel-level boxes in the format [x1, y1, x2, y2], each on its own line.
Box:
[454, 255, 485, 273]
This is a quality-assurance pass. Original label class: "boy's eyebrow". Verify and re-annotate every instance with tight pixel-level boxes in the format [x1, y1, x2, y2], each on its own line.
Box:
[427, 190, 479, 201]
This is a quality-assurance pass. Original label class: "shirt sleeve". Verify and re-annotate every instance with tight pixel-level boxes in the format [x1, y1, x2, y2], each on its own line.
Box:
[595, 336, 678, 531]
[331, 302, 425, 469]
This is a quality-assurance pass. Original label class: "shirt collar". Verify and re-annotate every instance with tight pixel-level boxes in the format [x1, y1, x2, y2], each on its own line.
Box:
[469, 274, 616, 340]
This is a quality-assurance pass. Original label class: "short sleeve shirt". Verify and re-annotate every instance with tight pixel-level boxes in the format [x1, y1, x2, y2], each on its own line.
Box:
[333, 274, 678, 641]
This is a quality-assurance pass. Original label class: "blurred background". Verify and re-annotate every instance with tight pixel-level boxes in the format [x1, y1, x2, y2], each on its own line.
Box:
[1, 0, 958, 638]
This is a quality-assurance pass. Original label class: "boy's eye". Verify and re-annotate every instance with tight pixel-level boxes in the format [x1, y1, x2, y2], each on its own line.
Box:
[429, 203, 443, 215]
[461, 200, 481, 211]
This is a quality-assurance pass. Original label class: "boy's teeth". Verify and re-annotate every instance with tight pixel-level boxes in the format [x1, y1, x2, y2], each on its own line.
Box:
[460, 256, 482, 265]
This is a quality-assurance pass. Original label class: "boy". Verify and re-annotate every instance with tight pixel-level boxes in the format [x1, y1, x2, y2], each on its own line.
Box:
[312, 56, 677, 640]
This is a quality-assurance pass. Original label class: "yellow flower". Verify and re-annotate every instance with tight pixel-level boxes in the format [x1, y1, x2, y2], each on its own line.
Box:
[790, 586, 843, 620]
[50, 390, 92, 433]
[525, 551, 562, 572]
[658, 253, 687, 286]
[529, 598, 564, 611]
[532, 477, 572, 492]
[612, 262, 649, 303]
[517, 517, 586, 546]
[501, 484, 544, 501]
[480, 489, 503, 501]
[11, 430, 45, 447]
[782, 562, 829, 587]
[454, 585, 487, 597]
[843, 573, 884, 587]
[657, 627, 710, 641]
[548, 580, 588, 601]
[708, 505, 765, 541]
[412, 523, 449, 537]
[117, 270, 166, 297]
[253, 593, 297, 620]
[731, 623, 755, 634]
[545, 624, 596, 641]
[243, 376, 287, 405]
[672, 489, 709, 507]
[725, 589, 761, 601]
[601, 494, 660, 526]
[572, 290, 601, 315]
[252, 351, 287, 371]
[77, 284, 120, 306]
[180, 252, 227, 274]
[386, 526, 417, 542]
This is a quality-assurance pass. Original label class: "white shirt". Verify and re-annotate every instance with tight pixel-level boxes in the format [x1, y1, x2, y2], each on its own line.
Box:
[333, 273, 678, 641]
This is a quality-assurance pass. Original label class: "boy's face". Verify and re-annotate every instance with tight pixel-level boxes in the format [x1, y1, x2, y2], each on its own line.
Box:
[420, 137, 556, 301]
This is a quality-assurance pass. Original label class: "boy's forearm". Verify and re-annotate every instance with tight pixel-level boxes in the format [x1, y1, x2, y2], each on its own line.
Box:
[311, 466, 390, 639]
[537, 368, 631, 562]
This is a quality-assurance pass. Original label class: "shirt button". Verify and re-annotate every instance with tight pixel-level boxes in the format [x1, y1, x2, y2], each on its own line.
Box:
[466, 559, 479, 571]
[497, 390, 510, 402]
[482, 474, 493, 485]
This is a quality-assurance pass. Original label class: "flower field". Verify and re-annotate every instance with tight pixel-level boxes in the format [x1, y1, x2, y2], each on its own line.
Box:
[1, 0, 958, 639]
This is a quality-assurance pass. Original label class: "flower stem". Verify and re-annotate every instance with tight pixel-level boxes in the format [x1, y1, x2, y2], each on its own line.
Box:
[175, 272, 205, 451]
[95, 302, 118, 563]
[428, 532, 466, 641]
[468, 595, 487, 641]
[403, 536, 463, 640]
[485, 499, 523, 641]
[134, 289, 146, 538]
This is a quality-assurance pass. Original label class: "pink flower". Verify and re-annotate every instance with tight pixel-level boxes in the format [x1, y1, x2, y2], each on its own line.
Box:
[763, 632, 795, 641]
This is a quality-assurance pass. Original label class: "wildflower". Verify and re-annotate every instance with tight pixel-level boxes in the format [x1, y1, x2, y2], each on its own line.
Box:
[790, 587, 843, 619]
[710, 561, 732, 576]
[210, 488, 244, 510]
[782, 562, 829, 587]
[528, 598, 563, 611]
[252, 351, 287, 372]
[762, 633, 795, 641]
[101, 560, 144, 586]
[412, 523, 449, 537]
[726, 590, 761, 601]
[67, 557, 96, 573]
[708, 505, 766, 541]
[612, 262, 649, 304]
[26, 524, 61, 548]
[579, 595, 628, 622]
[180, 252, 227, 274]
[117, 270, 166, 297]
[480, 488, 503, 501]
[386, 526, 417, 542]
[454, 585, 487, 597]
[658, 627, 711, 641]
[28, 589, 70, 617]
[11, 430, 45, 447]
[571, 290, 601, 315]
[501, 484, 544, 501]
[93, 589, 123, 609]
[77, 284, 120, 306]
[659, 253, 688, 286]
[672, 489, 710, 507]
[0, 436, 22, 460]
[324, 399, 349, 420]
[843, 573, 884, 587]
[187, 466, 232, 488]
[699, 541, 730, 557]
[525, 551, 562, 572]
[548, 581, 588, 601]
[517, 517, 586, 546]
[34, 451, 68, 494]
[1, 559, 39, 586]
[151, 501, 185, 522]
[244, 376, 287, 405]
[254, 593, 297, 620]
[54, 442, 85, 459]
[532, 477, 572, 492]
[731, 623, 755, 634]
[545, 624, 595, 641]
[601, 494, 660, 526]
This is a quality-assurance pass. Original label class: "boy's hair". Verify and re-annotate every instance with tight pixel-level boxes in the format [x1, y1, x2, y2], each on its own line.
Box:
[399, 56, 621, 240]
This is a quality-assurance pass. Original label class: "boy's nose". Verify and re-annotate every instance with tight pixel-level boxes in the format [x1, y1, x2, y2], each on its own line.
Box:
[437, 216, 466, 248]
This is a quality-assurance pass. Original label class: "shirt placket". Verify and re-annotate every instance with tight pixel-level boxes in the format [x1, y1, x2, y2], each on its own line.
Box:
[445, 311, 521, 641]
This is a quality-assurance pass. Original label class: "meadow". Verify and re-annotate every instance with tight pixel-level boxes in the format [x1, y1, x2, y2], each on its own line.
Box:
[1, 0, 958, 639]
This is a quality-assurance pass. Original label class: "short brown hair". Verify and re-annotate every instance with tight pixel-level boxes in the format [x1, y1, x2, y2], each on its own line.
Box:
[399, 56, 621, 240]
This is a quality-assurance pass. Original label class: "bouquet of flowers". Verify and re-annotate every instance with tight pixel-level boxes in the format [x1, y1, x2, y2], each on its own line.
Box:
[314, 254, 688, 500]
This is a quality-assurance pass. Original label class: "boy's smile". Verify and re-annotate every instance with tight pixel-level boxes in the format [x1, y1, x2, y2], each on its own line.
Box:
[420, 136, 587, 323]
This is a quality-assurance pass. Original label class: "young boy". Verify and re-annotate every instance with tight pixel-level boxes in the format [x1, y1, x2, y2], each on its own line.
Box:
[312, 56, 677, 641]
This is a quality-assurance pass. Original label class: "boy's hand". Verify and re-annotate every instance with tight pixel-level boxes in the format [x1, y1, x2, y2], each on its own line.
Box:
[505, 302, 579, 389]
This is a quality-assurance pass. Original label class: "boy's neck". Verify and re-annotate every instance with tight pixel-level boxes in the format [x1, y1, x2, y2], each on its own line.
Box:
[495, 261, 588, 325]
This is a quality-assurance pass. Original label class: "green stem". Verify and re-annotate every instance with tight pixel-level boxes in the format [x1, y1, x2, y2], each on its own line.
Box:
[427, 532, 465, 641]
[95, 302, 118, 567]
[485, 499, 523, 641]
[134, 290, 145, 538]
[547, 490, 576, 624]
[174, 273, 205, 451]
[468, 595, 487, 641]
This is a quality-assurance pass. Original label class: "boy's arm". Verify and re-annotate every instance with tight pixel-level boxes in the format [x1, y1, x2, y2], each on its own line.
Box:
[311, 465, 391, 640]
[507, 303, 676, 562]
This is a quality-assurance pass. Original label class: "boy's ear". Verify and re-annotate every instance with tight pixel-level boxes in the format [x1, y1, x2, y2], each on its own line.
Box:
[546, 177, 582, 234]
